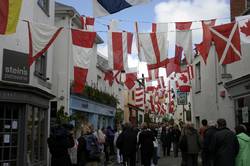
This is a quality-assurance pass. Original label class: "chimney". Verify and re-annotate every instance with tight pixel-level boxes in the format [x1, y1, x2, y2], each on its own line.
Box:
[230, 0, 247, 21]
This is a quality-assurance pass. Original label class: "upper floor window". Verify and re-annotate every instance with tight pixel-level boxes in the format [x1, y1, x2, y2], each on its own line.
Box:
[195, 62, 201, 92]
[35, 53, 47, 80]
[38, 0, 50, 16]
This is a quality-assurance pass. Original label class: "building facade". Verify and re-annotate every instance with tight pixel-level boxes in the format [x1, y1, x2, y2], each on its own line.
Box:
[0, 0, 56, 165]
[54, 2, 123, 131]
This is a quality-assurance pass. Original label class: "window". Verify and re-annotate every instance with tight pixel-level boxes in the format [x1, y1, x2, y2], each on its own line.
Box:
[34, 53, 47, 80]
[38, 0, 50, 16]
[195, 62, 201, 92]
[248, 0, 250, 8]
[27, 105, 46, 165]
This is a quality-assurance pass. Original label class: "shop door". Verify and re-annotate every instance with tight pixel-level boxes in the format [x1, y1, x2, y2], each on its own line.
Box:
[236, 96, 250, 134]
[0, 103, 23, 166]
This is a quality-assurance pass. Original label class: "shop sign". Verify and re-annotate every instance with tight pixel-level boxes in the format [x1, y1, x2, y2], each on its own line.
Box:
[177, 91, 187, 105]
[2, 49, 29, 83]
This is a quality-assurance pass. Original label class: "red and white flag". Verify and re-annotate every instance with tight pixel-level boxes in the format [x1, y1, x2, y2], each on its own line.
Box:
[104, 70, 114, 86]
[27, 21, 63, 66]
[71, 29, 96, 93]
[176, 71, 191, 92]
[175, 22, 193, 65]
[135, 88, 144, 109]
[165, 56, 181, 77]
[108, 32, 133, 70]
[146, 67, 159, 82]
[210, 22, 241, 65]
[80, 16, 95, 31]
[125, 72, 137, 90]
[152, 23, 168, 33]
[157, 76, 166, 89]
[236, 15, 250, 44]
[195, 19, 216, 64]
[138, 32, 168, 69]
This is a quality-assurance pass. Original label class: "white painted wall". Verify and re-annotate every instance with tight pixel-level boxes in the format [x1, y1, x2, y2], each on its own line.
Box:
[0, 0, 55, 94]
[54, 12, 124, 113]
[191, 43, 250, 130]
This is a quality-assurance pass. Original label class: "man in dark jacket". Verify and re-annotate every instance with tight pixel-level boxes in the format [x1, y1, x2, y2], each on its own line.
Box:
[209, 119, 239, 166]
[138, 123, 155, 166]
[47, 124, 75, 166]
[116, 123, 138, 166]
[202, 121, 217, 166]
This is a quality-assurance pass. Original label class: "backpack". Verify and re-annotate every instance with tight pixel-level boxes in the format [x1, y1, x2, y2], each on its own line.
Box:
[84, 134, 101, 161]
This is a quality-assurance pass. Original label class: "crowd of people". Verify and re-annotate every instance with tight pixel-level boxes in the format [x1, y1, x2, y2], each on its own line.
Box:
[47, 118, 250, 166]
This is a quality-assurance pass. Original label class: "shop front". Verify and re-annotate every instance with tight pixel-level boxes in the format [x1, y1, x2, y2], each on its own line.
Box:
[225, 74, 250, 133]
[0, 82, 54, 166]
[70, 95, 115, 131]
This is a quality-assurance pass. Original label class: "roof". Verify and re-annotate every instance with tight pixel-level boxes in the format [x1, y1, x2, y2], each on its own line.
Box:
[96, 53, 109, 72]
[55, 2, 103, 44]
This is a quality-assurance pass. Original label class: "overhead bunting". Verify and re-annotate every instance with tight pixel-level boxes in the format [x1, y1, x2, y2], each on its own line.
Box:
[108, 31, 133, 71]
[135, 87, 145, 109]
[125, 72, 137, 89]
[236, 15, 250, 44]
[195, 19, 216, 64]
[80, 16, 95, 31]
[175, 22, 193, 65]
[71, 29, 96, 93]
[146, 67, 159, 82]
[0, 0, 23, 35]
[210, 22, 241, 65]
[138, 32, 168, 69]
[93, 0, 150, 17]
[27, 21, 63, 66]
[176, 71, 191, 92]
[165, 57, 181, 77]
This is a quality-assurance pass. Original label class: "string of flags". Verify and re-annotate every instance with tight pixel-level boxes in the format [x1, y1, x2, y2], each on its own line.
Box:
[1, 0, 250, 116]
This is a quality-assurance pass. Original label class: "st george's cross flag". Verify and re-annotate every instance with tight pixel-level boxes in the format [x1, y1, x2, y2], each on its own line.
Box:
[0, 0, 23, 35]
[71, 29, 96, 93]
[210, 22, 241, 65]
[195, 19, 216, 64]
[236, 15, 250, 44]
[139, 32, 168, 69]
[80, 16, 95, 31]
[175, 22, 193, 65]
[93, 0, 150, 17]
[27, 21, 63, 66]
[146, 67, 159, 82]
[108, 31, 133, 71]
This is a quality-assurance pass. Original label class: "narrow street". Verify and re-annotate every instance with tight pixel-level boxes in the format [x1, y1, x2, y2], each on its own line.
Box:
[157, 154, 182, 166]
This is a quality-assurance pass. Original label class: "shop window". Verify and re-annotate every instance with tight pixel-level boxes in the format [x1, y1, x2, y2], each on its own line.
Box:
[34, 52, 47, 80]
[195, 62, 201, 92]
[27, 105, 46, 165]
[38, 0, 50, 16]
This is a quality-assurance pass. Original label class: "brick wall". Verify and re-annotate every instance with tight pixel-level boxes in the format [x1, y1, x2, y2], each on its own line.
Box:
[230, 0, 246, 21]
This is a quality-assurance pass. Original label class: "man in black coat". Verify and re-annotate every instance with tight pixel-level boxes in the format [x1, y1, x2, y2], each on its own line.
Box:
[116, 123, 138, 166]
[202, 121, 217, 166]
[138, 123, 155, 166]
[47, 124, 75, 166]
[209, 119, 239, 166]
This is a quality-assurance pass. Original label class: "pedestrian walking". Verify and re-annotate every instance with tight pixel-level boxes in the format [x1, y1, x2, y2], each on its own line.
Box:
[47, 124, 75, 166]
[166, 124, 173, 156]
[160, 125, 168, 157]
[116, 123, 137, 166]
[138, 123, 155, 166]
[77, 124, 101, 166]
[114, 125, 123, 164]
[179, 123, 201, 166]
[199, 119, 208, 140]
[235, 125, 250, 166]
[172, 125, 181, 157]
[202, 121, 217, 166]
[209, 119, 239, 166]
